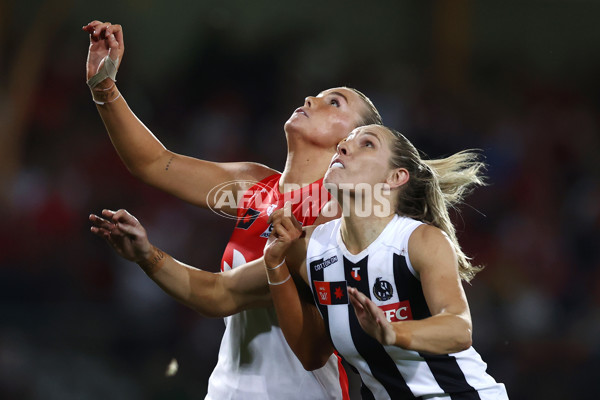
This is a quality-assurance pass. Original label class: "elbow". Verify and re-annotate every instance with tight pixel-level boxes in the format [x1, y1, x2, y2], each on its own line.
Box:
[127, 151, 172, 182]
[453, 326, 473, 352]
[129, 163, 155, 183]
[188, 297, 236, 319]
[128, 164, 146, 180]
[451, 314, 473, 352]
[191, 307, 225, 319]
[455, 337, 472, 352]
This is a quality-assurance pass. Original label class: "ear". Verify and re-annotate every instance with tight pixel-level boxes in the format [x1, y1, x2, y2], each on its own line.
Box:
[386, 168, 409, 189]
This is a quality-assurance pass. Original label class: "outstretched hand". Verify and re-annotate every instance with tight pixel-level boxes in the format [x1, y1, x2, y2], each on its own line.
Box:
[89, 209, 151, 263]
[263, 202, 303, 268]
[348, 287, 397, 346]
[82, 20, 124, 89]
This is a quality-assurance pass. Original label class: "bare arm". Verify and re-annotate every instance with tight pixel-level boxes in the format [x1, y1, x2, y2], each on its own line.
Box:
[90, 209, 271, 317]
[349, 224, 473, 355]
[83, 21, 276, 212]
[262, 205, 335, 370]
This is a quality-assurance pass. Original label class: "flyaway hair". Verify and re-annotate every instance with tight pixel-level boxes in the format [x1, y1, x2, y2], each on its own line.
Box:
[388, 129, 486, 282]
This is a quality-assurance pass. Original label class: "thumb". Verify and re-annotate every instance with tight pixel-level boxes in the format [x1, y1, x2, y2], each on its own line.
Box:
[107, 34, 120, 62]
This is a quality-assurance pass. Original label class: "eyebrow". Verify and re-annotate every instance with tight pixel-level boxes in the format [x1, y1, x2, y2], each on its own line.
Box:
[359, 131, 382, 143]
[320, 91, 349, 103]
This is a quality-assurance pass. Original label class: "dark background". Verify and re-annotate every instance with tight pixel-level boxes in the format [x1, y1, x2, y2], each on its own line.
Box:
[1, 1, 599, 399]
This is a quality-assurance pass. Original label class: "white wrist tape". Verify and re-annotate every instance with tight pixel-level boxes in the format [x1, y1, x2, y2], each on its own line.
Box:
[87, 56, 119, 89]
[268, 274, 292, 286]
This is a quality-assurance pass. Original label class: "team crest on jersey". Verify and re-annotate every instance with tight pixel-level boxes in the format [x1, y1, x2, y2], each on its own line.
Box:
[314, 280, 348, 305]
[372, 277, 393, 301]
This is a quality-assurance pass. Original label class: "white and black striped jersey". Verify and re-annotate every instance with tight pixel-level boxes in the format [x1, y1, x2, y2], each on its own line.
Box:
[306, 215, 508, 400]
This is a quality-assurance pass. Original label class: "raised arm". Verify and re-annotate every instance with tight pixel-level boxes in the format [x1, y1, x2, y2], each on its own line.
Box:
[348, 224, 473, 355]
[262, 204, 335, 370]
[82, 21, 276, 213]
[90, 209, 271, 317]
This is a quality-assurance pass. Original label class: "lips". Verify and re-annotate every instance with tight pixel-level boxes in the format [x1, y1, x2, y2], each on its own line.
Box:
[295, 107, 308, 117]
[330, 158, 345, 169]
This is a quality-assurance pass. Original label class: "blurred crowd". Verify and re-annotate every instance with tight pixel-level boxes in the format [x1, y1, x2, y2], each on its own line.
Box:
[1, 1, 599, 399]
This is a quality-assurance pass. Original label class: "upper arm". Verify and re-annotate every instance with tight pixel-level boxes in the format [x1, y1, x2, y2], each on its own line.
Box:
[138, 151, 278, 213]
[408, 225, 471, 324]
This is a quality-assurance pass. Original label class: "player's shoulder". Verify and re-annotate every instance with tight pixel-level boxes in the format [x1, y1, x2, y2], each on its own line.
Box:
[409, 223, 447, 247]
[235, 162, 280, 183]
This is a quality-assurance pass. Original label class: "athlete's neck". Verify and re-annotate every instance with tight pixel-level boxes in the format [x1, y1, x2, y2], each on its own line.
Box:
[340, 212, 395, 255]
[278, 146, 334, 192]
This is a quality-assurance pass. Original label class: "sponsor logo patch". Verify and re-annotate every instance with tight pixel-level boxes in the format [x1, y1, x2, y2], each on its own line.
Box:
[379, 300, 413, 322]
[311, 255, 339, 272]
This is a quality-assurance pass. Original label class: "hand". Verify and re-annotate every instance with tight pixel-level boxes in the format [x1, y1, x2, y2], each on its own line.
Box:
[263, 202, 303, 268]
[89, 209, 151, 263]
[348, 287, 396, 346]
[82, 20, 124, 89]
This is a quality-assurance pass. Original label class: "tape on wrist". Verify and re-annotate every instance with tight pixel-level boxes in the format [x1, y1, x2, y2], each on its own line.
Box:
[266, 258, 286, 271]
[87, 55, 119, 89]
[268, 274, 292, 286]
[92, 91, 121, 105]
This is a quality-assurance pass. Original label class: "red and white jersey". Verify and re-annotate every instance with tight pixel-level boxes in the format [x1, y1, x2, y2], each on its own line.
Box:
[206, 174, 349, 399]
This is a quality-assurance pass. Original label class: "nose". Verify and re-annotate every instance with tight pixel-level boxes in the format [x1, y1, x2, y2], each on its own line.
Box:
[304, 96, 316, 108]
[337, 140, 348, 155]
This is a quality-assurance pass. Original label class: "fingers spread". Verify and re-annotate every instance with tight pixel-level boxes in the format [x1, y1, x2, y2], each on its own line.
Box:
[113, 209, 137, 225]
[101, 209, 117, 221]
[89, 213, 114, 230]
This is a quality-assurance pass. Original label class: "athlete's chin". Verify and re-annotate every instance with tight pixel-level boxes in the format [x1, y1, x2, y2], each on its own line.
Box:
[323, 170, 343, 187]
[284, 119, 308, 138]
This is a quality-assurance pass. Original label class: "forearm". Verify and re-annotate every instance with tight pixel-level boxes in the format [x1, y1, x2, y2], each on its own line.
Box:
[139, 247, 271, 318]
[94, 86, 169, 178]
[138, 246, 205, 313]
[266, 261, 333, 370]
[392, 313, 472, 354]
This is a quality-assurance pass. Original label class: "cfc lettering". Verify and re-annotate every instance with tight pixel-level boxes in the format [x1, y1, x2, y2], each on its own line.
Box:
[379, 300, 413, 322]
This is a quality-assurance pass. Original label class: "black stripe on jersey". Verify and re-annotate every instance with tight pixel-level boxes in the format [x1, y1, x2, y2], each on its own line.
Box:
[392, 253, 431, 319]
[421, 354, 480, 399]
[344, 256, 417, 399]
[309, 258, 331, 337]
[392, 254, 480, 398]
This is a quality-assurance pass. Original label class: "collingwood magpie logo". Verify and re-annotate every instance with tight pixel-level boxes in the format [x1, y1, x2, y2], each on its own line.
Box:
[372, 277, 393, 301]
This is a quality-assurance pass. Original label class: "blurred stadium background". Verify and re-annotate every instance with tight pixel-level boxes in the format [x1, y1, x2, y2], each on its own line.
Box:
[1, 1, 599, 399]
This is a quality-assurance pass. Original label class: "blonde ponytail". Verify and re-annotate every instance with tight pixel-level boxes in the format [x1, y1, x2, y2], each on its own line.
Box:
[388, 130, 486, 282]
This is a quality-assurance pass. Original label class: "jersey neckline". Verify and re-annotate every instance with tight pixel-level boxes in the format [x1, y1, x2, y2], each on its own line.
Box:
[335, 214, 400, 262]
